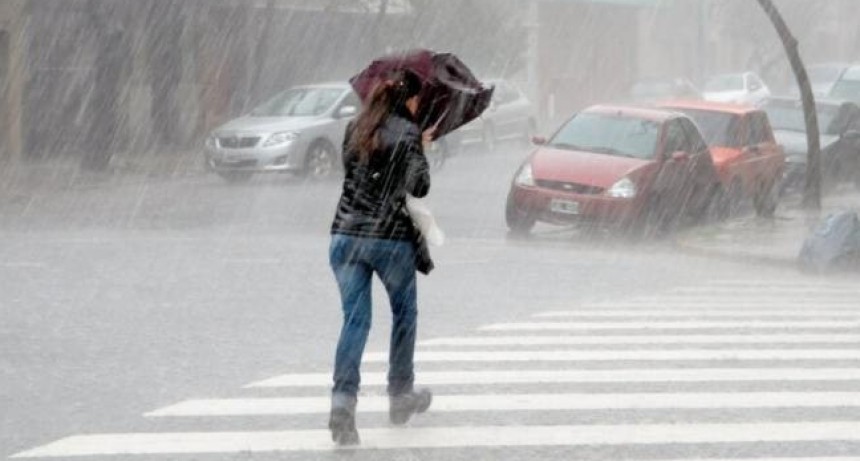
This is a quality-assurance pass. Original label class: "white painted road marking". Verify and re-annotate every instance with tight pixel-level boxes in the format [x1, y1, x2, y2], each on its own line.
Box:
[15, 277, 860, 458]
[13, 422, 860, 457]
[245, 368, 860, 388]
[672, 286, 860, 294]
[420, 334, 860, 347]
[146, 391, 860, 417]
[533, 310, 860, 318]
[364, 349, 860, 362]
[607, 296, 860, 304]
[567, 302, 860, 310]
[480, 321, 859, 331]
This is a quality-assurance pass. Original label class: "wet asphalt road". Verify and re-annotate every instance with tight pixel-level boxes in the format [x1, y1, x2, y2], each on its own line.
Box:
[2, 144, 858, 460]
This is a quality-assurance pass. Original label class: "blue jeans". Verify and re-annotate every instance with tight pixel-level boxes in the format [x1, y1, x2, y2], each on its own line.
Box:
[329, 234, 418, 401]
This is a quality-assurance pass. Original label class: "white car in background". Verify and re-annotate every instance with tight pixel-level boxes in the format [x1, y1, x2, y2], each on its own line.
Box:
[204, 83, 359, 182]
[703, 72, 771, 106]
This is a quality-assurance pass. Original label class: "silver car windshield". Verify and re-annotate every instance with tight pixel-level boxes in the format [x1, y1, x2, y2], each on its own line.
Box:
[251, 88, 344, 117]
[830, 80, 860, 103]
[549, 113, 660, 159]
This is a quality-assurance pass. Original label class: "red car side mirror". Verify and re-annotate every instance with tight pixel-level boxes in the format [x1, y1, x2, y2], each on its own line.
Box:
[531, 136, 547, 146]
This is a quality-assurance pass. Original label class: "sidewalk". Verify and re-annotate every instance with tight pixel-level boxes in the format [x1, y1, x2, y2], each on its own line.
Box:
[1, 150, 204, 194]
[675, 187, 860, 268]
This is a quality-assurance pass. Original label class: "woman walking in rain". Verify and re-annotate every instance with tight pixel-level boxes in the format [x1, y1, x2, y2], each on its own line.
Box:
[328, 69, 433, 446]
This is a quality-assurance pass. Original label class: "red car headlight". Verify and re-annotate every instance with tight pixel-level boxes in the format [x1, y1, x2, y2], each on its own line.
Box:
[606, 177, 637, 199]
[514, 163, 536, 187]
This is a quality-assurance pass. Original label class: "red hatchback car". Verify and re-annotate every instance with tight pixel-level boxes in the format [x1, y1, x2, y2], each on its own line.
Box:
[506, 105, 722, 235]
[659, 101, 785, 217]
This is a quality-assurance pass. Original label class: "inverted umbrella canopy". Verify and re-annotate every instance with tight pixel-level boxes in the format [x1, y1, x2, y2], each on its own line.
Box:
[349, 49, 494, 140]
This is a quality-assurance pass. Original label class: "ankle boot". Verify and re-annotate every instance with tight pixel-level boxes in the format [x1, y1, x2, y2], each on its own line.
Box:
[328, 395, 359, 446]
[389, 388, 432, 425]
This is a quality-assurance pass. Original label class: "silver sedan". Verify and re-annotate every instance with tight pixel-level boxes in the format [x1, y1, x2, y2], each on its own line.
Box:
[204, 83, 359, 182]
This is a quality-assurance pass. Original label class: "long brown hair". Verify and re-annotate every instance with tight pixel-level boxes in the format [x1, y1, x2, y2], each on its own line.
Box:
[349, 70, 422, 162]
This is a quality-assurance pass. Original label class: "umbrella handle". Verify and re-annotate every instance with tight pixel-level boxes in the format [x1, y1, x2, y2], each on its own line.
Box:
[433, 108, 449, 130]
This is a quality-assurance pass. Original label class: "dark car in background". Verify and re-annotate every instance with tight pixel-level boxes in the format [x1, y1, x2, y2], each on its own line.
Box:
[505, 105, 721, 235]
[762, 97, 860, 191]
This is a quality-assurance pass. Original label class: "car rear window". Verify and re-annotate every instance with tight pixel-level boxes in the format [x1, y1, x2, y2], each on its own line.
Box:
[670, 108, 742, 148]
[549, 112, 660, 160]
[748, 112, 773, 144]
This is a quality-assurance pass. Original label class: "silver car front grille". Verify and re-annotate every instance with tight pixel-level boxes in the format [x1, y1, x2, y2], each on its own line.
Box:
[218, 136, 261, 149]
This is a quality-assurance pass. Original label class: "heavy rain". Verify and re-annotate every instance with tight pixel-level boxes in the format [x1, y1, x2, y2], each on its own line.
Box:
[2, 0, 860, 460]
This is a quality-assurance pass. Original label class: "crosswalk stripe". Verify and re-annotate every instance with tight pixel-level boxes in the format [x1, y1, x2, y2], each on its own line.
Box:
[672, 286, 860, 294]
[572, 302, 860, 310]
[420, 334, 860, 346]
[533, 311, 860, 319]
[146, 392, 860, 417]
[245, 368, 860, 388]
[364, 349, 860, 362]
[565, 301, 858, 315]
[648, 459, 860, 461]
[623, 292, 859, 298]
[13, 422, 860, 457]
[612, 293, 860, 309]
[707, 280, 858, 288]
[480, 320, 858, 331]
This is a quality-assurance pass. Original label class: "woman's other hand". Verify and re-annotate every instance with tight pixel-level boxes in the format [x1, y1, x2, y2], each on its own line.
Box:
[422, 127, 436, 148]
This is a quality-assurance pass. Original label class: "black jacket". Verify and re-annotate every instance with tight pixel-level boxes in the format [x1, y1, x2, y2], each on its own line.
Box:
[331, 109, 431, 241]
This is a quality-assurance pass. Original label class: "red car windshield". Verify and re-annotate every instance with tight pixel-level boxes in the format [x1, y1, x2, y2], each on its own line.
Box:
[549, 112, 660, 160]
[673, 109, 742, 148]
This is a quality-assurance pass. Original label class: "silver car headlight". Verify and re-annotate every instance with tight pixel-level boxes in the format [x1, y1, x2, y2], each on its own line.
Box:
[205, 135, 217, 149]
[514, 163, 535, 187]
[607, 177, 637, 199]
[263, 131, 299, 147]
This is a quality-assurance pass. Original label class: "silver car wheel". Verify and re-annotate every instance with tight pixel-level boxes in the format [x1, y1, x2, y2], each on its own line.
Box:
[306, 142, 335, 180]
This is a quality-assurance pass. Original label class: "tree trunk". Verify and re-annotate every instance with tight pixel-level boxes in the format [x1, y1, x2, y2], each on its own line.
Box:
[249, 0, 275, 105]
[755, 0, 821, 210]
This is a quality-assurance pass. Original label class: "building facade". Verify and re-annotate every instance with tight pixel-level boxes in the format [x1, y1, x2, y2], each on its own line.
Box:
[2, 0, 859, 165]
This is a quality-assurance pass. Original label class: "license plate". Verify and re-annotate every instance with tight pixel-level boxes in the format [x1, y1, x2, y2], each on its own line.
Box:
[550, 199, 580, 215]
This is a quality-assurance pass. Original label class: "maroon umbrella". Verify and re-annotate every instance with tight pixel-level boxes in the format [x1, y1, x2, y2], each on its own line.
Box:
[349, 49, 494, 140]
